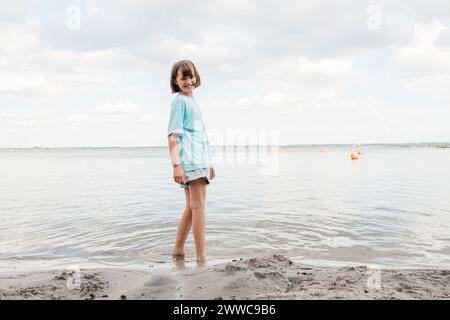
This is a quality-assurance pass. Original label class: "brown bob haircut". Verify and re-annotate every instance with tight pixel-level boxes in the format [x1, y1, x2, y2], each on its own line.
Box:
[170, 60, 201, 93]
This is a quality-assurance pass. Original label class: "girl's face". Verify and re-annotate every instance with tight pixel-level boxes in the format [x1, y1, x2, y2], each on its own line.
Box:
[175, 69, 196, 96]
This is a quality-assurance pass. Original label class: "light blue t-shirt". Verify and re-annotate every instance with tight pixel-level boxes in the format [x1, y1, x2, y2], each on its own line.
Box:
[167, 94, 212, 172]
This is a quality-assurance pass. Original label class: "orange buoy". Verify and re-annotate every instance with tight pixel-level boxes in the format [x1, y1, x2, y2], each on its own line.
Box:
[351, 152, 359, 160]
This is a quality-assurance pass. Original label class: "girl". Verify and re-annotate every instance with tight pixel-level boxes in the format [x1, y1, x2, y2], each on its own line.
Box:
[167, 60, 215, 262]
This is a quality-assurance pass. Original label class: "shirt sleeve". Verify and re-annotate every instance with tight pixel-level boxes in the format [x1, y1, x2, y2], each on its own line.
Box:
[167, 97, 185, 139]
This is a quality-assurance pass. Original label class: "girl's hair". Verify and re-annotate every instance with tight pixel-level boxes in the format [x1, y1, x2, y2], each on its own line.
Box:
[170, 60, 201, 93]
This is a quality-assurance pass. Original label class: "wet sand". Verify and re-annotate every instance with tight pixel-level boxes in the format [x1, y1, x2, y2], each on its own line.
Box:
[1, 255, 449, 300]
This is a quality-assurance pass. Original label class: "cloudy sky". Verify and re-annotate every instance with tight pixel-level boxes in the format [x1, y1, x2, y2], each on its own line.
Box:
[1, 0, 449, 147]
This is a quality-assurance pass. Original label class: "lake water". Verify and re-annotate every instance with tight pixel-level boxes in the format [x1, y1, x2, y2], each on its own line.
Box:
[1, 145, 449, 273]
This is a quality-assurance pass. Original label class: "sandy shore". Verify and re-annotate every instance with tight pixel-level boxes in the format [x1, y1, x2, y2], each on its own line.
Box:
[1, 254, 449, 300]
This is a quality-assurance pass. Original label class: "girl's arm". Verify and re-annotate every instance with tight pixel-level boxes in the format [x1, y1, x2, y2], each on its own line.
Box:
[168, 134, 185, 184]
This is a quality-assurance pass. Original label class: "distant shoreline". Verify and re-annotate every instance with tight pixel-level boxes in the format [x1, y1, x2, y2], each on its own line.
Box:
[1, 142, 449, 151]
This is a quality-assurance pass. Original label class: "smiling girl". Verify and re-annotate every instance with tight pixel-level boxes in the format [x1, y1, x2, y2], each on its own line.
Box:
[167, 60, 215, 262]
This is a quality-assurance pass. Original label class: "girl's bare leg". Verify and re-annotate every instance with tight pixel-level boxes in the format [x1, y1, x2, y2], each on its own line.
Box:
[172, 188, 192, 256]
[188, 178, 207, 262]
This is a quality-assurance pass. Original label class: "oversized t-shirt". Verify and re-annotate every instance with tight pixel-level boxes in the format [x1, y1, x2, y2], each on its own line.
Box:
[167, 94, 212, 172]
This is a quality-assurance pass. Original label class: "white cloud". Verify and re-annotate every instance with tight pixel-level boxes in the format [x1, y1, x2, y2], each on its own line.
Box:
[139, 114, 165, 123]
[0, 113, 56, 128]
[0, 16, 154, 103]
[95, 101, 141, 115]
[0, 18, 41, 53]
[9, 119, 48, 127]
[66, 114, 95, 124]
[296, 57, 353, 77]
[399, 21, 450, 76]
[396, 21, 450, 98]
[403, 74, 450, 96]
[249, 56, 353, 92]
[1, 0, 450, 147]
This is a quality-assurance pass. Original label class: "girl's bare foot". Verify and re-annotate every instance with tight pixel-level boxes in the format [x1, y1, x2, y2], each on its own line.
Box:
[196, 255, 206, 262]
[172, 249, 185, 257]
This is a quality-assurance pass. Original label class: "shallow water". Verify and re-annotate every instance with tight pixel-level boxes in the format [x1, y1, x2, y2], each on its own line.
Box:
[1, 145, 449, 272]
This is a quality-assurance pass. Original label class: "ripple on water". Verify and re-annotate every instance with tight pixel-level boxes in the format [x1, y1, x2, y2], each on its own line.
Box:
[1, 147, 450, 270]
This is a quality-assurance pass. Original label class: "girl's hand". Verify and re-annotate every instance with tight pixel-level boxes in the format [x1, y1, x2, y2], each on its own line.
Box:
[210, 167, 216, 180]
[173, 166, 185, 184]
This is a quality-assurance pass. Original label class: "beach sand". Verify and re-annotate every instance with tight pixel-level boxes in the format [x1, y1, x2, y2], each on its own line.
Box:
[1, 254, 449, 300]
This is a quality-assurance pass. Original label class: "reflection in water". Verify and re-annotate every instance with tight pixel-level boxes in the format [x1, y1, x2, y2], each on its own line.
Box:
[172, 256, 186, 270]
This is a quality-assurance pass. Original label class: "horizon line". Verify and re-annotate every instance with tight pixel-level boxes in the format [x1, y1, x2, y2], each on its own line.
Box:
[1, 141, 449, 150]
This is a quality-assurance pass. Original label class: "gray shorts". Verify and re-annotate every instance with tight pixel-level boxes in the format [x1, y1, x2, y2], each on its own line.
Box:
[180, 168, 211, 189]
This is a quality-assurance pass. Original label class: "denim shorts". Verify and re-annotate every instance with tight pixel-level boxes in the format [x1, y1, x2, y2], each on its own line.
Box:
[180, 168, 211, 189]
